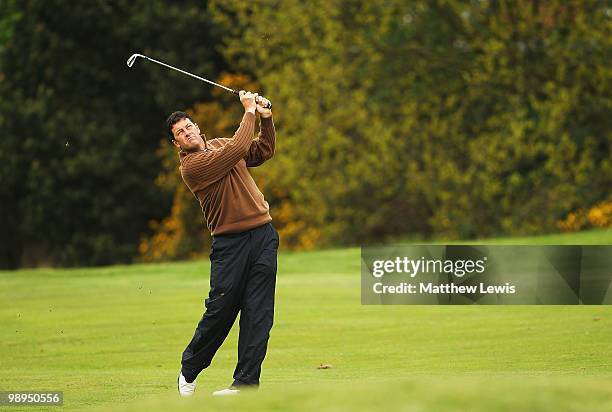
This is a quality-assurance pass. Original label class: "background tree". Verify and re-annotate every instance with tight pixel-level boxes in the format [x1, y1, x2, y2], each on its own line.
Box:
[209, 0, 611, 246]
[0, 0, 227, 267]
[1, 0, 610, 267]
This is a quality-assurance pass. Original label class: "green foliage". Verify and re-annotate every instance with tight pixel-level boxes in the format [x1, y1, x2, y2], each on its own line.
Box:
[0, 0, 226, 267]
[0, 0, 20, 50]
[210, 0, 612, 246]
[1, 1, 610, 266]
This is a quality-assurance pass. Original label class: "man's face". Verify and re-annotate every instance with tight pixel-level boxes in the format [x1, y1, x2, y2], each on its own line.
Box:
[171, 118, 203, 151]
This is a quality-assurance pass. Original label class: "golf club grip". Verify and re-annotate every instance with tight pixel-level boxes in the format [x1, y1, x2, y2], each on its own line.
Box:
[258, 96, 272, 109]
[234, 90, 272, 109]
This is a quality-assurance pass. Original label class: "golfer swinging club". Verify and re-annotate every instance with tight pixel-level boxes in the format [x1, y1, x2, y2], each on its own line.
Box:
[166, 90, 278, 396]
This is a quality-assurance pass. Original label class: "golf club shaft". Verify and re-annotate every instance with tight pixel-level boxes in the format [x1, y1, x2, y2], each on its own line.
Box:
[140, 55, 236, 94]
[127, 54, 272, 109]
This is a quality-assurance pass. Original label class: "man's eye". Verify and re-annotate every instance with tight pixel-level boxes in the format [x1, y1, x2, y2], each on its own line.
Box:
[177, 130, 184, 135]
[186, 124, 192, 129]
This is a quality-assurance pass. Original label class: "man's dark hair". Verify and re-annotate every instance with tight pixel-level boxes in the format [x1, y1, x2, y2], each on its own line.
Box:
[165, 111, 194, 144]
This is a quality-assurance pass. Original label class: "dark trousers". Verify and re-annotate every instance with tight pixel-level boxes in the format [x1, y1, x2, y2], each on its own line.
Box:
[181, 222, 279, 386]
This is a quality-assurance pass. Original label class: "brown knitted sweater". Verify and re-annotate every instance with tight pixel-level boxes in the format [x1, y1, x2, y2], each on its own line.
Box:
[179, 112, 276, 235]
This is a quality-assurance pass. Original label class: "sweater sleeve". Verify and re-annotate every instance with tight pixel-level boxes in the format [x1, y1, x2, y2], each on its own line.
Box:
[181, 112, 256, 189]
[244, 116, 276, 167]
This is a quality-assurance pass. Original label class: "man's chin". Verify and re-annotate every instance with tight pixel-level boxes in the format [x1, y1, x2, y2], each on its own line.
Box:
[183, 142, 199, 152]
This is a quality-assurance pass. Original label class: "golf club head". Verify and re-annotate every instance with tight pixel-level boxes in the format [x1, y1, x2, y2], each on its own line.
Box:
[126, 53, 145, 68]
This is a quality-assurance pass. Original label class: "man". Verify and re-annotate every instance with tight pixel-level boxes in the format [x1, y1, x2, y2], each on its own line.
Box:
[166, 91, 279, 396]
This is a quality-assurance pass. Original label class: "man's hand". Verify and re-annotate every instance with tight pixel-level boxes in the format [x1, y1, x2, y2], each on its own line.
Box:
[239, 90, 257, 114]
[256, 96, 272, 118]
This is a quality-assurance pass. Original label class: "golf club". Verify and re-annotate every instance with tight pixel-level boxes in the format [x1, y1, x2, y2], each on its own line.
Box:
[126, 53, 272, 109]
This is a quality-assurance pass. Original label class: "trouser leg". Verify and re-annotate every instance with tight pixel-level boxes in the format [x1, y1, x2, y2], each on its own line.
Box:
[181, 233, 250, 382]
[233, 224, 279, 386]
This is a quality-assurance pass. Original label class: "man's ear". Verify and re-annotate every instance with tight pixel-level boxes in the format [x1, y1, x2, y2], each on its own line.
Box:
[172, 139, 181, 149]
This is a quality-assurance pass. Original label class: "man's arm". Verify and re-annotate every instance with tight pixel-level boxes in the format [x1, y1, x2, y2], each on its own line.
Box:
[245, 116, 276, 167]
[181, 91, 257, 189]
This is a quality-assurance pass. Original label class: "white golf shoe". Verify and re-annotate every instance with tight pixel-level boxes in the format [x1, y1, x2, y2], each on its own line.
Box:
[178, 373, 196, 397]
[212, 388, 240, 396]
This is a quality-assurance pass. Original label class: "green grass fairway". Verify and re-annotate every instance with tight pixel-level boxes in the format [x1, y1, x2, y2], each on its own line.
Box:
[396, 228, 612, 245]
[468, 228, 612, 245]
[1, 230, 612, 411]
